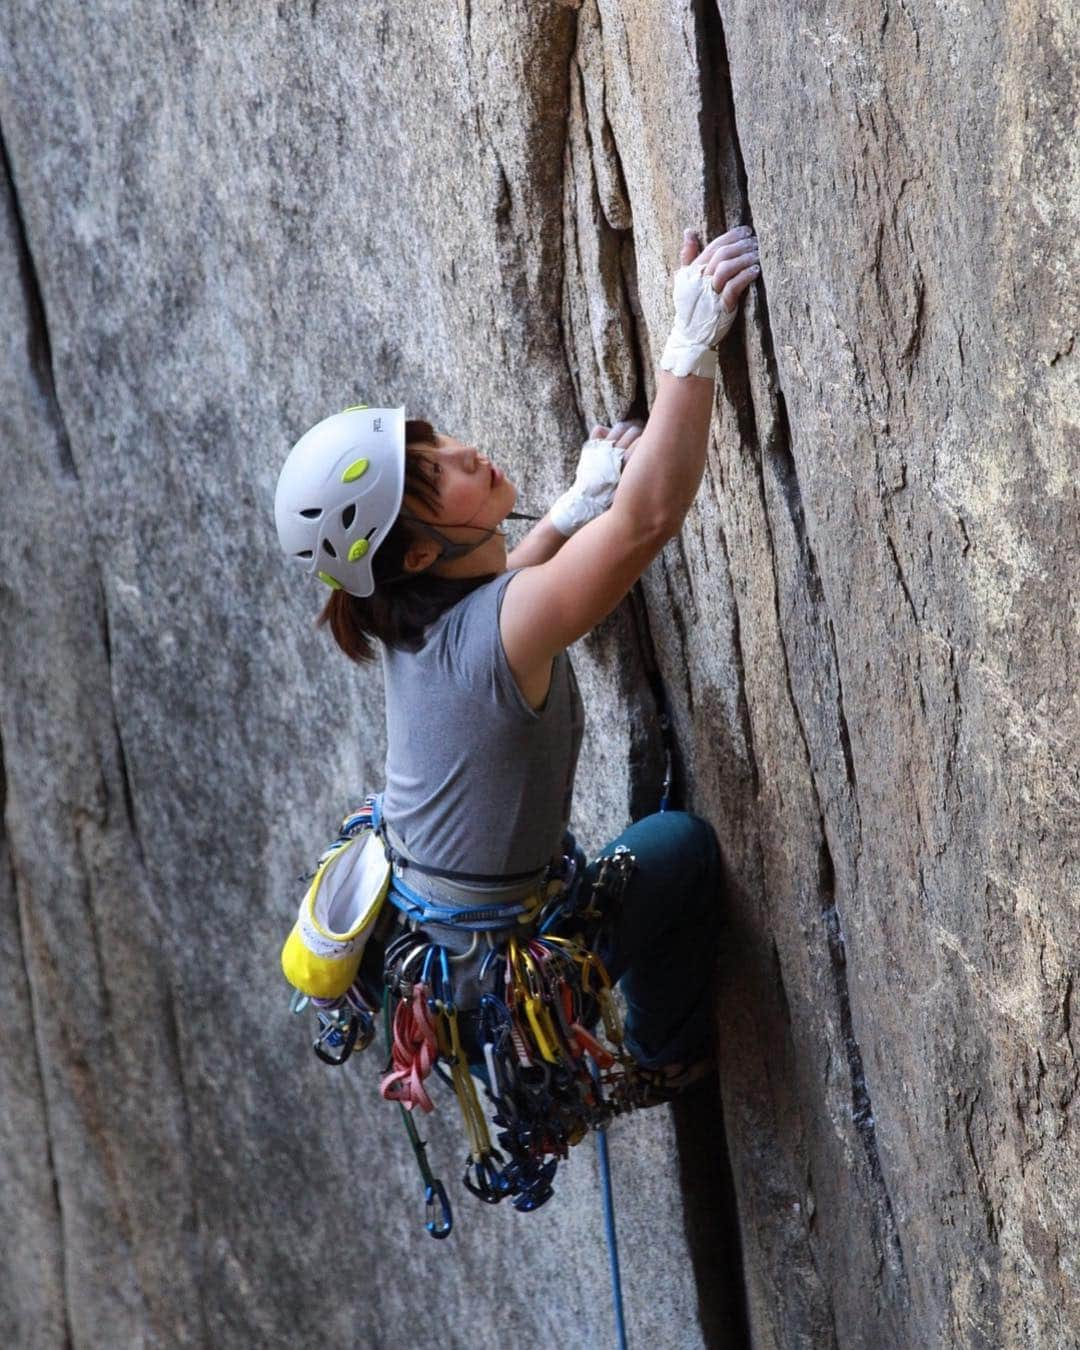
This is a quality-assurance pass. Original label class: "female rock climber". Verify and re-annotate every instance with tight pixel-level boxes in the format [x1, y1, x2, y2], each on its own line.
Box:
[275, 223, 759, 1136]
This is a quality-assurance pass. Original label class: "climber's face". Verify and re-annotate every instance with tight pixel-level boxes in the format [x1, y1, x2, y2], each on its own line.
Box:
[405, 433, 517, 533]
[400, 432, 517, 578]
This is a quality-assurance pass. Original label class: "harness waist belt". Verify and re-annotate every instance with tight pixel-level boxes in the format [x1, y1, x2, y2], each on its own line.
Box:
[373, 794, 551, 890]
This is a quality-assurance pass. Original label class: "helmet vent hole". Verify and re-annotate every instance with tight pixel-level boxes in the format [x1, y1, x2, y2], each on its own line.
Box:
[322, 539, 338, 559]
[365, 526, 378, 540]
[296, 549, 313, 559]
[341, 504, 356, 530]
[300, 507, 322, 519]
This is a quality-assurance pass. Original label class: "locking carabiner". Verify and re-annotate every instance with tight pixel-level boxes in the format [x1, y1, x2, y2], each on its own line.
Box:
[425, 1180, 453, 1239]
[312, 1009, 361, 1066]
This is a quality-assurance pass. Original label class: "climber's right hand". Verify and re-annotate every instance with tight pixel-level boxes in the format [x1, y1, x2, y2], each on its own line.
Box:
[659, 224, 760, 380]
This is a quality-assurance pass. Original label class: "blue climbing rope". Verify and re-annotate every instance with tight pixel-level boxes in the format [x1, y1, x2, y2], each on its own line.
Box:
[596, 1121, 628, 1349]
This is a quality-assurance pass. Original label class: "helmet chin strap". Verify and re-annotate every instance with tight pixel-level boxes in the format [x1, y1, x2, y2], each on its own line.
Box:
[388, 508, 544, 586]
[398, 512, 501, 564]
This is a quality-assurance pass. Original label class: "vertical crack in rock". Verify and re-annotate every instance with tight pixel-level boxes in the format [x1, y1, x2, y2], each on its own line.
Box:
[715, 524, 761, 804]
[1, 731, 75, 1348]
[98, 584, 147, 872]
[884, 532, 920, 626]
[706, 0, 905, 1309]
[557, 13, 589, 428]
[623, 582, 683, 816]
[0, 122, 76, 481]
[819, 838, 908, 1281]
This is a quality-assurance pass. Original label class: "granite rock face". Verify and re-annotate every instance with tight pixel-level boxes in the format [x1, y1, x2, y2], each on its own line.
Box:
[0, 2, 1076, 1347]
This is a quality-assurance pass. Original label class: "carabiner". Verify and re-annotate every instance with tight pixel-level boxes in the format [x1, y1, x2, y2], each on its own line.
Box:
[425, 1180, 453, 1239]
[437, 945, 453, 1012]
[509, 1158, 558, 1212]
[313, 1010, 361, 1066]
[478, 939, 503, 984]
[462, 1151, 510, 1204]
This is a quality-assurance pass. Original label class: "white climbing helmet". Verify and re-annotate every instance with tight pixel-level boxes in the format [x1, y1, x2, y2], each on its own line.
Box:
[275, 404, 406, 597]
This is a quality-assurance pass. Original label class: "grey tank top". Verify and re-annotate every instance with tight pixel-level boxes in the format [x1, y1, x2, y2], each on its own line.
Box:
[380, 568, 585, 880]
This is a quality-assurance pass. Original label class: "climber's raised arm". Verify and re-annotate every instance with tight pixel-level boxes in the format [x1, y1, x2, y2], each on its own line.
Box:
[505, 419, 645, 570]
[500, 224, 760, 680]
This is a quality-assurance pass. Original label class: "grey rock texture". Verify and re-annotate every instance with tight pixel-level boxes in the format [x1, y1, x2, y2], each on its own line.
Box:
[0, 2, 1076, 1347]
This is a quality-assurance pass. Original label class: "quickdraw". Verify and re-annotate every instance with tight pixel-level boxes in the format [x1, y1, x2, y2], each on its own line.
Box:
[286, 794, 645, 1239]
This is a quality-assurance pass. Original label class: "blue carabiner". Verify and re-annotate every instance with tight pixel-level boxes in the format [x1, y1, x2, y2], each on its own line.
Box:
[425, 1180, 453, 1239]
[478, 942, 504, 983]
[462, 1152, 510, 1204]
[437, 946, 453, 1012]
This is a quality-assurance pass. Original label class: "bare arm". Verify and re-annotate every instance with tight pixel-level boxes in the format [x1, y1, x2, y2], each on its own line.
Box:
[609, 371, 715, 535]
[505, 420, 645, 569]
[505, 515, 570, 570]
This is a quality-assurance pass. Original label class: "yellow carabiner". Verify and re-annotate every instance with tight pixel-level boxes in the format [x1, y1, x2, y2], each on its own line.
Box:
[525, 994, 561, 1064]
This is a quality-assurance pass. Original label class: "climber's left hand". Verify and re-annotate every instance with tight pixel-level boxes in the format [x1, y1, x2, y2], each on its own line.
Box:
[589, 419, 645, 466]
[548, 419, 644, 537]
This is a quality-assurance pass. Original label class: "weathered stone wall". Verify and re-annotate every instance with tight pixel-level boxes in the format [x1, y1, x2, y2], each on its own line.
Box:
[1, 2, 1075, 1347]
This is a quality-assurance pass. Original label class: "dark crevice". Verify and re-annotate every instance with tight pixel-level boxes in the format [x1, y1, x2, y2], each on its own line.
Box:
[624, 583, 684, 818]
[672, 1080, 752, 1350]
[97, 580, 146, 871]
[884, 532, 919, 626]
[819, 836, 909, 1289]
[0, 120, 77, 481]
[824, 615, 862, 851]
[617, 231, 650, 421]
[558, 56, 588, 429]
[1, 730, 76, 1349]
[660, 560, 696, 719]
[715, 523, 761, 805]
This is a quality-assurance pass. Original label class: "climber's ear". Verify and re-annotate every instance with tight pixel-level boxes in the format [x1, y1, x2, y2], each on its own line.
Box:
[403, 537, 442, 574]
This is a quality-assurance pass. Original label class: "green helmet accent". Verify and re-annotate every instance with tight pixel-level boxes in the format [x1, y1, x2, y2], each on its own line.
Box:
[341, 458, 370, 483]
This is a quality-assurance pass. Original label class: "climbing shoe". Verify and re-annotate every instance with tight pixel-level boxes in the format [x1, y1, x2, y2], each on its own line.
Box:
[631, 1057, 717, 1109]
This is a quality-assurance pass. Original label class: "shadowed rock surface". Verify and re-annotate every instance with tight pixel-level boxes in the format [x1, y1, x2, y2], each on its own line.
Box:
[0, 2, 1076, 1347]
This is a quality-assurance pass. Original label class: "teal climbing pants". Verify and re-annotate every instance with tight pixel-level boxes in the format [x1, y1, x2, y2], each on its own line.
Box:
[564, 810, 723, 1069]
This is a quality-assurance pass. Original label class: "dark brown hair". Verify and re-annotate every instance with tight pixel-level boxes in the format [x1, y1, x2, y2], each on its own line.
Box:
[317, 418, 495, 663]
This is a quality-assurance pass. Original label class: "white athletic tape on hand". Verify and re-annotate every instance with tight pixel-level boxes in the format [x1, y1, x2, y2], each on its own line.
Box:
[659, 262, 738, 379]
[549, 436, 626, 537]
